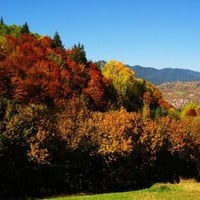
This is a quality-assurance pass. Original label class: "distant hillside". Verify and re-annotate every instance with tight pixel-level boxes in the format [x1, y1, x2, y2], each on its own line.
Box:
[158, 81, 200, 108]
[130, 65, 200, 84]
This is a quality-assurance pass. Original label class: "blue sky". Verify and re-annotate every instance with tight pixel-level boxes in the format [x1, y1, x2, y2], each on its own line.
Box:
[1, 0, 200, 71]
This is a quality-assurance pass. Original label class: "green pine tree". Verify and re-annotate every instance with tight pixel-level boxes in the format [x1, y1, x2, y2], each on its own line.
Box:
[73, 43, 87, 64]
[0, 16, 4, 25]
[52, 31, 63, 48]
[21, 22, 30, 34]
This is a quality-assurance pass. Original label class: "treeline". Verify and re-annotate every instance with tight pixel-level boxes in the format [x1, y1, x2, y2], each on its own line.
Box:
[0, 21, 200, 198]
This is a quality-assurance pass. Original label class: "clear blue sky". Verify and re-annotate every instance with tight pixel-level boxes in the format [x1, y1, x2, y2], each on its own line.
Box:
[1, 0, 200, 71]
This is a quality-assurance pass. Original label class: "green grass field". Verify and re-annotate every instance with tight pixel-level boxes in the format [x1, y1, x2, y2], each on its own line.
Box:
[42, 179, 200, 200]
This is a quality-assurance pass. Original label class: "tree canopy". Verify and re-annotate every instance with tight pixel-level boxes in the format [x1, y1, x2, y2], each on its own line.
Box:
[0, 21, 200, 199]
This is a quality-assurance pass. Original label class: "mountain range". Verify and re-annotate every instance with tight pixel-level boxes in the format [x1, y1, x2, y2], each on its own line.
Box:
[129, 65, 200, 84]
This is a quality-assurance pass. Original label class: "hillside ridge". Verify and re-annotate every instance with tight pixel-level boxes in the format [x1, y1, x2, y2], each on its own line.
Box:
[129, 65, 200, 84]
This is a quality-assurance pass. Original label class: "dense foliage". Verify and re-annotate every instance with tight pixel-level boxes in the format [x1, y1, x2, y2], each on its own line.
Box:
[0, 21, 200, 198]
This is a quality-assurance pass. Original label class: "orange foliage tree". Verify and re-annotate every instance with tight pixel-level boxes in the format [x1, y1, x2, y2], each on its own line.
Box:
[0, 34, 71, 104]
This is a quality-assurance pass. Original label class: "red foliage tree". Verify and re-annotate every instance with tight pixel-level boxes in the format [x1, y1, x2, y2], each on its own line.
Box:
[83, 62, 110, 110]
[0, 34, 71, 104]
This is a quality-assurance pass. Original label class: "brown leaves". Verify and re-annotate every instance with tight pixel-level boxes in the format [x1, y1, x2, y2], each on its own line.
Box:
[90, 108, 134, 157]
[28, 129, 49, 164]
[57, 97, 90, 149]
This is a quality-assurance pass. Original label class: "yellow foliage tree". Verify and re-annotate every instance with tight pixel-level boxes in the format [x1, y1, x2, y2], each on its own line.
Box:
[102, 60, 135, 98]
[102, 60, 145, 111]
[86, 108, 141, 160]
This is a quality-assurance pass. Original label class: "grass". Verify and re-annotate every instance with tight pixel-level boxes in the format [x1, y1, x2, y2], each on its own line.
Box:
[41, 179, 200, 200]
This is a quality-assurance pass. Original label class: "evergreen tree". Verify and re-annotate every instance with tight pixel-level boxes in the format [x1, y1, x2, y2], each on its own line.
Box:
[73, 43, 87, 64]
[52, 31, 63, 48]
[0, 16, 4, 25]
[21, 22, 30, 34]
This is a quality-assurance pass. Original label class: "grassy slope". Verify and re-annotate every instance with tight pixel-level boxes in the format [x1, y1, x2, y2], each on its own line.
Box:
[42, 179, 200, 200]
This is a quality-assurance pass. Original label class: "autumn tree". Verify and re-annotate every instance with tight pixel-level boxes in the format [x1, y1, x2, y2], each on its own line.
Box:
[83, 62, 112, 110]
[154, 117, 198, 181]
[0, 34, 71, 104]
[143, 82, 169, 118]
[0, 35, 8, 62]
[57, 97, 90, 149]
[0, 99, 59, 197]
[102, 60, 145, 111]
[181, 102, 200, 118]
[87, 108, 134, 159]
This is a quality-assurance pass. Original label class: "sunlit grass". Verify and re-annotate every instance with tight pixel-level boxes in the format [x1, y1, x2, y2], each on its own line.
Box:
[41, 179, 200, 200]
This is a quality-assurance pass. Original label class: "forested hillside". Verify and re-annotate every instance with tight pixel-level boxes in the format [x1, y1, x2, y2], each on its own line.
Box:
[1, 21, 200, 199]
[130, 65, 200, 84]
